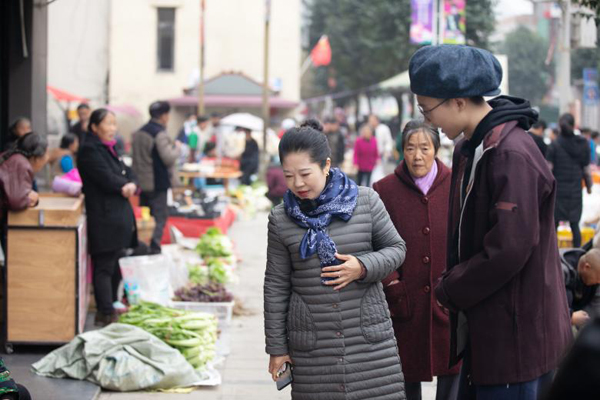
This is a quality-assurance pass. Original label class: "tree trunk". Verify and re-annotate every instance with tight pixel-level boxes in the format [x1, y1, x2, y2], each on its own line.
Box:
[366, 92, 373, 114]
[354, 94, 361, 132]
[392, 90, 404, 128]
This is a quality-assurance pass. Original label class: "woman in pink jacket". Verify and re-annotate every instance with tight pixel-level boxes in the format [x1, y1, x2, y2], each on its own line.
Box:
[353, 124, 379, 187]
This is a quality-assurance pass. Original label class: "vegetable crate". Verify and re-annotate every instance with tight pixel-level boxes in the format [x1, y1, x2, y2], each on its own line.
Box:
[171, 301, 234, 355]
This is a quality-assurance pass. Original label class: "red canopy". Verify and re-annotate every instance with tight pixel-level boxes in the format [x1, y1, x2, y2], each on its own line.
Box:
[47, 85, 89, 103]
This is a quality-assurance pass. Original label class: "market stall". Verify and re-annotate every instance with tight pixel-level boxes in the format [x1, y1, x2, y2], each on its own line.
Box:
[5, 193, 90, 349]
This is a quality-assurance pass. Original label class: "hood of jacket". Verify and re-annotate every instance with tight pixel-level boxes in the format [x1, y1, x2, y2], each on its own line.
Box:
[462, 96, 538, 158]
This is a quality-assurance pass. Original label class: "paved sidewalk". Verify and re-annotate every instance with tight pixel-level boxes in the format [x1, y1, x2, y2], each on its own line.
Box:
[99, 211, 437, 399]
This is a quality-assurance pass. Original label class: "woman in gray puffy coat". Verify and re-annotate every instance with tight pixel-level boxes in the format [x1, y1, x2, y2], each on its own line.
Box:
[264, 119, 407, 399]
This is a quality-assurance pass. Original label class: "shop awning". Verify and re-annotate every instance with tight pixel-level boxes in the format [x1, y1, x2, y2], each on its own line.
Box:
[375, 71, 410, 91]
[168, 94, 298, 109]
[47, 86, 89, 103]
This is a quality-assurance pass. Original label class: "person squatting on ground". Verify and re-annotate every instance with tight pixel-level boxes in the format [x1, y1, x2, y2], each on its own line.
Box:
[264, 119, 407, 399]
[409, 44, 571, 400]
[78, 109, 138, 326]
[373, 120, 460, 400]
[561, 247, 600, 329]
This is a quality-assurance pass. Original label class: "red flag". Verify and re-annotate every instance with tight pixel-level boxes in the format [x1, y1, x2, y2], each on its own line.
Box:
[310, 35, 331, 67]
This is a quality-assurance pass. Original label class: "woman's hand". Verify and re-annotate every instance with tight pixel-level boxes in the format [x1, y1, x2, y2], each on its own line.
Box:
[268, 354, 292, 381]
[321, 253, 366, 290]
[27, 191, 39, 207]
[572, 310, 590, 327]
[121, 183, 137, 198]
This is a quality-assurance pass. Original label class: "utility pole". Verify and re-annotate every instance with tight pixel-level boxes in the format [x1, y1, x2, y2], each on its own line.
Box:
[558, 0, 572, 114]
[262, 0, 271, 157]
[197, 0, 206, 116]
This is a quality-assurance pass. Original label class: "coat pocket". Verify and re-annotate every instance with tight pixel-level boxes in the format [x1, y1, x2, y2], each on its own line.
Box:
[361, 284, 394, 343]
[383, 281, 412, 321]
[287, 292, 317, 352]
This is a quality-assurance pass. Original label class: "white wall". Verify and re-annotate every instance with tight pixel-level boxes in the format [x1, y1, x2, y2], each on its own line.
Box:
[48, 0, 110, 106]
[204, 0, 301, 103]
[109, 0, 301, 135]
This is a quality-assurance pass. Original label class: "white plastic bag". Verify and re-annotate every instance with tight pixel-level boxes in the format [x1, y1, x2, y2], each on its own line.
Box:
[119, 255, 172, 306]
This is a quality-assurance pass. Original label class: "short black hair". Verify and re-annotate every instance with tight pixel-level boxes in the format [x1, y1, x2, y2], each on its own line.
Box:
[88, 108, 115, 133]
[77, 103, 90, 111]
[469, 97, 486, 105]
[197, 115, 209, 123]
[60, 133, 78, 149]
[279, 118, 331, 168]
[401, 119, 440, 154]
[149, 101, 171, 119]
[210, 112, 221, 119]
[580, 127, 592, 136]
[592, 131, 599, 140]
[532, 120, 547, 130]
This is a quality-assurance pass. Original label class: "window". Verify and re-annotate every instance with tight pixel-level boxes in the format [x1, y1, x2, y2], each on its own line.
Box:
[157, 8, 175, 71]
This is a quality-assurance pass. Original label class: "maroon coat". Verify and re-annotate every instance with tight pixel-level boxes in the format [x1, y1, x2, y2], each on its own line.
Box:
[373, 159, 460, 383]
[435, 121, 572, 385]
[0, 154, 34, 216]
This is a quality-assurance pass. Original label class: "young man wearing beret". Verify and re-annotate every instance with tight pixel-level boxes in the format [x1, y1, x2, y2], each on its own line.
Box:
[409, 45, 572, 399]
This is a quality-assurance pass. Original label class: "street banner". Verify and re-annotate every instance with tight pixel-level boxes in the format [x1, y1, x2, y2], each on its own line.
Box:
[442, 0, 466, 45]
[410, 0, 435, 45]
[583, 68, 599, 106]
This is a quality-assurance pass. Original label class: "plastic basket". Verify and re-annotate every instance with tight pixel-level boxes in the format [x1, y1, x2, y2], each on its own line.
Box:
[170, 301, 234, 355]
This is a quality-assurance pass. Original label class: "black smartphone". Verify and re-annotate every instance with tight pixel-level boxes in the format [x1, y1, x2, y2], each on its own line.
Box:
[276, 362, 293, 391]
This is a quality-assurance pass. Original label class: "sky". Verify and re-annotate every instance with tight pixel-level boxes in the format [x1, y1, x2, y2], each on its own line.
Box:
[495, 0, 534, 18]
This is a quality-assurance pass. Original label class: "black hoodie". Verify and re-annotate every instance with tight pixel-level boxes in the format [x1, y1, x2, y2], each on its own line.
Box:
[460, 96, 538, 200]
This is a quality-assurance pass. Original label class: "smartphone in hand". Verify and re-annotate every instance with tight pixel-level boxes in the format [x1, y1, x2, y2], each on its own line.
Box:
[276, 362, 293, 391]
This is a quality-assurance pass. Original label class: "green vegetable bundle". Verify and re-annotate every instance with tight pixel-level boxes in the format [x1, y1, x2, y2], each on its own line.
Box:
[196, 227, 234, 259]
[119, 302, 218, 370]
[188, 258, 230, 286]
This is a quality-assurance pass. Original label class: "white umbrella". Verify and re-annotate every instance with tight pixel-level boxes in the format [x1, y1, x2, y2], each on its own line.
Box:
[220, 113, 264, 131]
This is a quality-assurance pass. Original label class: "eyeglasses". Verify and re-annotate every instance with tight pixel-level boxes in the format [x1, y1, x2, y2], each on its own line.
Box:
[418, 98, 449, 117]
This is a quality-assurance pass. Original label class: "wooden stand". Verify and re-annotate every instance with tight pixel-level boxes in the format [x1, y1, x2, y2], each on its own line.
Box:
[5, 194, 89, 349]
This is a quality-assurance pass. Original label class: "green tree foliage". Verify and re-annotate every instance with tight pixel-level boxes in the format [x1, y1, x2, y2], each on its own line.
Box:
[466, 0, 497, 49]
[305, 0, 497, 97]
[502, 26, 552, 106]
[572, 0, 600, 25]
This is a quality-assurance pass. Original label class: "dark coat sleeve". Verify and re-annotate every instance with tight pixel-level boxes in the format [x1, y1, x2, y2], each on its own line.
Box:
[78, 146, 129, 194]
[435, 150, 552, 311]
[264, 209, 292, 355]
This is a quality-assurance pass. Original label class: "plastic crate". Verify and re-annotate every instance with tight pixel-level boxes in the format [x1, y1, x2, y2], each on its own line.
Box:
[170, 301, 234, 355]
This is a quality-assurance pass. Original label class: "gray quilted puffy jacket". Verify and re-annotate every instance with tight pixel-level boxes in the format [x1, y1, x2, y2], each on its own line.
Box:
[264, 187, 407, 399]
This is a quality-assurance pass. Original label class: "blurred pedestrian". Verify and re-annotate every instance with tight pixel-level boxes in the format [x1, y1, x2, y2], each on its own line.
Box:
[264, 119, 406, 399]
[0, 132, 48, 232]
[238, 127, 259, 185]
[529, 119, 548, 157]
[547, 113, 592, 248]
[410, 45, 571, 400]
[581, 128, 597, 165]
[353, 124, 378, 187]
[369, 114, 394, 181]
[56, 133, 79, 174]
[265, 156, 286, 206]
[374, 120, 459, 400]
[323, 116, 346, 168]
[78, 109, 138, 326]
[132, 101, 180, 254]
[70, 103, 91, 145]
[4, 117, 31, 151]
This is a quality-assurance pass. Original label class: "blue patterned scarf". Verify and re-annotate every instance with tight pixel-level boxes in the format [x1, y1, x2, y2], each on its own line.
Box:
[283, 168, 358, 282]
